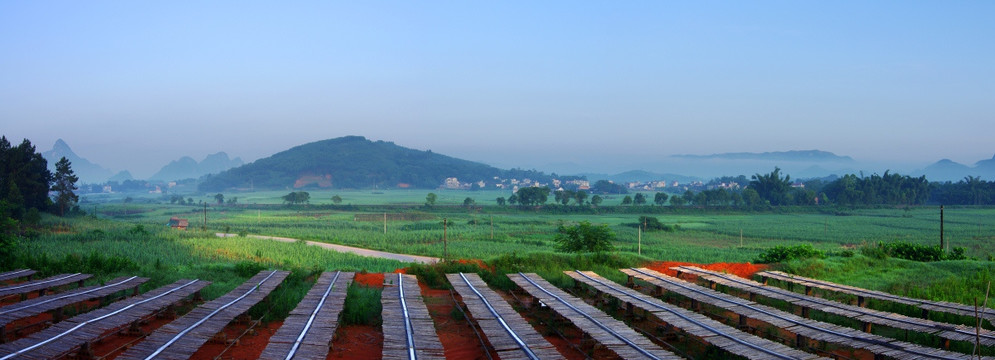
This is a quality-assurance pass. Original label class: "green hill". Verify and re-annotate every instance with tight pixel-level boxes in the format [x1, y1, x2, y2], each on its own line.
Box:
[198, 136, 554, 191]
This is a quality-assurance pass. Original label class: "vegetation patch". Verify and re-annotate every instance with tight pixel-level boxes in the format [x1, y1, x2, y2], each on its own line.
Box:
[754, 244, 825, 263]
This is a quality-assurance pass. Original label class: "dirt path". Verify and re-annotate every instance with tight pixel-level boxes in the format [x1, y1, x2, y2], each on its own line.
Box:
[215, 233, 440, 264]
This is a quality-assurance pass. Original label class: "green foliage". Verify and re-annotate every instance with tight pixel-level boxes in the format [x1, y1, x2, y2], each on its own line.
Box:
[341, 282, 382, 325]
[866, 242, 969, 262]
[633, 193, 646, 205]
[51, 157, 79, 216]
[1, 137, 51, 213]
[282, 191, 310, 205]
[234, 260, 267, 277]
[634, 216, 677, 232]
[425, 193, 437, 206]
[516, 187, 551, 206]
[555, 221, 615, 253]
[755, 244, 825, 264]
[749, 167, 793, 206]
[590, 180, 627, 194]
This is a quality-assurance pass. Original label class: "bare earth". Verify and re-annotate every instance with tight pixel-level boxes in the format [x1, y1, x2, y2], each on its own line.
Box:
[215, 233, 440, 264]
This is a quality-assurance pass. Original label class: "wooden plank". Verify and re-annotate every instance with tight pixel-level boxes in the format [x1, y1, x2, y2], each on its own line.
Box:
[760, 270, 995, 323]
[0, 270, 36, 283]
[0, 273, 92, 298]
[0, 276, 148, 328]
[381, 273, 445, 360]
[566, 270, 825, 360]
[510, 273, 681, 360]
[116, 270, 289, 360]
[635, 268, 987, 360]
[259, 271, 354, 360]
[447, 273, 564, 360]
[677, 266, 995, 347]
[0, 279, 210, 360]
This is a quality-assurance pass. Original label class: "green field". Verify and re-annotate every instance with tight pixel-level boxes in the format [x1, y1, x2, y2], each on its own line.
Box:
[8, 190, 995, 327]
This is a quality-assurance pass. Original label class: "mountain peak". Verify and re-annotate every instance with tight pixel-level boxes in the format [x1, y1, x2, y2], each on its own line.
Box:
[52, 138, 72, 153]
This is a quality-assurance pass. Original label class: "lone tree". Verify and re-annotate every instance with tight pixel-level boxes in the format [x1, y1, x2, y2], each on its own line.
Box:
[425, 193, 437, 206]
[463, 197, 475, 207]
[214, 193, 224, 204]
[590, 195, 603, 206]
[621, 195, 633, 205]
[51, 157, 78, 216]
[331, 195, 342, 204]
[555, 221, 615, 253]
[282, 191, 310, 205]
[633, 193, 647, 205]
[496, 197, 506, 206]
[654, 192, 669, 206]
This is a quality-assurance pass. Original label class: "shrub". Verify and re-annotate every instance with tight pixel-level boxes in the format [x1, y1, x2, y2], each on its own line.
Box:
[754, 244, 824, 264]
[555, 221, 615, 253]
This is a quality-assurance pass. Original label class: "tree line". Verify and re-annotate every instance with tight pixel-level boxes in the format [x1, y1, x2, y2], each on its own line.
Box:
[2, 136, 80, 258]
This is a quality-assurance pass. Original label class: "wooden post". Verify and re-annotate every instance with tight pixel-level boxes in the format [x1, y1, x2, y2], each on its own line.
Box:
[801, 306, 809, 318]
[805, 285, 812, 296]
[740, 228, 743, 247]
[203, 203, 207, 231]
[443, 218, 448, 260]
[858, 296, 865, 307]
[383, 213, 387, 234]
[490, 215, 493, 240]
[862, 322, 872, 333]
[626, 275, 635, 288]
[637, 226, 642, 255]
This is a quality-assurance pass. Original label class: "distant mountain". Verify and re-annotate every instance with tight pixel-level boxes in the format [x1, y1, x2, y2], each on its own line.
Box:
[198, 136, 562, 191]
[150, 152, 242, 181]
[108, 170, 134, 182]
[672, 150, 853, 162]
[41, 139, 113, 183]
[919, 159, 972, 182]
[578, 170, 700, 184]
[975, 154, 995, 179]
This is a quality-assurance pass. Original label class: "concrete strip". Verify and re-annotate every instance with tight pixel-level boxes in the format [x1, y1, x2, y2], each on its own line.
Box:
[216, 233, 440, 264]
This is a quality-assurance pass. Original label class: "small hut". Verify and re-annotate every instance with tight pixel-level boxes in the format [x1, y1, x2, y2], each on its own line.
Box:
[167, 217, 189, 230]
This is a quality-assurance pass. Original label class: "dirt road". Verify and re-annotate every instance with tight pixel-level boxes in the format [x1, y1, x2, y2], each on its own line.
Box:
[215, 233, 440, 264]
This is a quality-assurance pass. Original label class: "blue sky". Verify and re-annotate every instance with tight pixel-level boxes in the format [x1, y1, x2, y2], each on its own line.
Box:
[2, 1, 993, 177]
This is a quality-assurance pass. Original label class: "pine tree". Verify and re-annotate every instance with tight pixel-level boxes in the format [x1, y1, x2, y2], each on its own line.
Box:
[52, 157, 79, 216]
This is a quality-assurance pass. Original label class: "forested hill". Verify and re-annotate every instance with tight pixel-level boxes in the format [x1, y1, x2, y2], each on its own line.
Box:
[198, 136, 553, 191]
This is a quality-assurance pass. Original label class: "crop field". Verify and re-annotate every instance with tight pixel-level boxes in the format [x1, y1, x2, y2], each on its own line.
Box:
[88, 192, 995, 263]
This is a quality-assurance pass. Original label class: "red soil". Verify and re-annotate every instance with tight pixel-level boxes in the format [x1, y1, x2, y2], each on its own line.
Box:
[188, 318, 279, 359]
[354, 272, 385, 287]
[644, 261, 767, 279]
[417, 280, 494, 360]
[328, 324, 383, 359]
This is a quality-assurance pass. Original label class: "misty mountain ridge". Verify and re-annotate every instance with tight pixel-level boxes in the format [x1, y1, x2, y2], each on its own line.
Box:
[915, 155, 995, 182]
[42, 139, 114, 183]
[672, 150, 854, 162]
[197, 136, 565, 192]
[149, 152, 243, 181]
[578, 170, 701, 184]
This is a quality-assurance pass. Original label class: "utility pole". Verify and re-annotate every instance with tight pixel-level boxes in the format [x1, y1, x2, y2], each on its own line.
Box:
[638, 226, 642, 256]
[490, 215, 494, 240]
[383, 212, 387, 235]
[203, 203, 207, 232]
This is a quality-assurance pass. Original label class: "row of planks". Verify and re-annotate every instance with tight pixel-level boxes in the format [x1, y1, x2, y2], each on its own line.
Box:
[631, 267, 980, 360]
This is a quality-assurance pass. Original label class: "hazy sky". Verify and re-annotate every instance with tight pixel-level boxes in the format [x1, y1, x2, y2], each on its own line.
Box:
[2, 1, 993, 177]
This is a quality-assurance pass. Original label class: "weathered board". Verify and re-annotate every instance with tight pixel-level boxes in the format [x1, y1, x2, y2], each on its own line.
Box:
[675, 265, 995, 347]
[0, 279, 209, 360]
[566, 270, 825, 360]
[760, 270, 995, 324]
[510, 273, 681, 360]
[0, 270, 36, 283]
[635, 267, 985, 360]
[381, 273, 445, 360]
[0, 276, 148, 329]
[0, 273, 92, 299]
[117, 270, 289, 360]
[259, 271, 354, 360]
[448, 272, 564, 360]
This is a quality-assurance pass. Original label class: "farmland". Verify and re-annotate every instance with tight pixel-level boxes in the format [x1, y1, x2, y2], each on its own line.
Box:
[5, 190, 995, 358]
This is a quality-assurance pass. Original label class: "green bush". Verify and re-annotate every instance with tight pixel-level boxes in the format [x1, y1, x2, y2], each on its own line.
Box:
[866, 242, 969, 262]
[755, 244, 824, 264]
